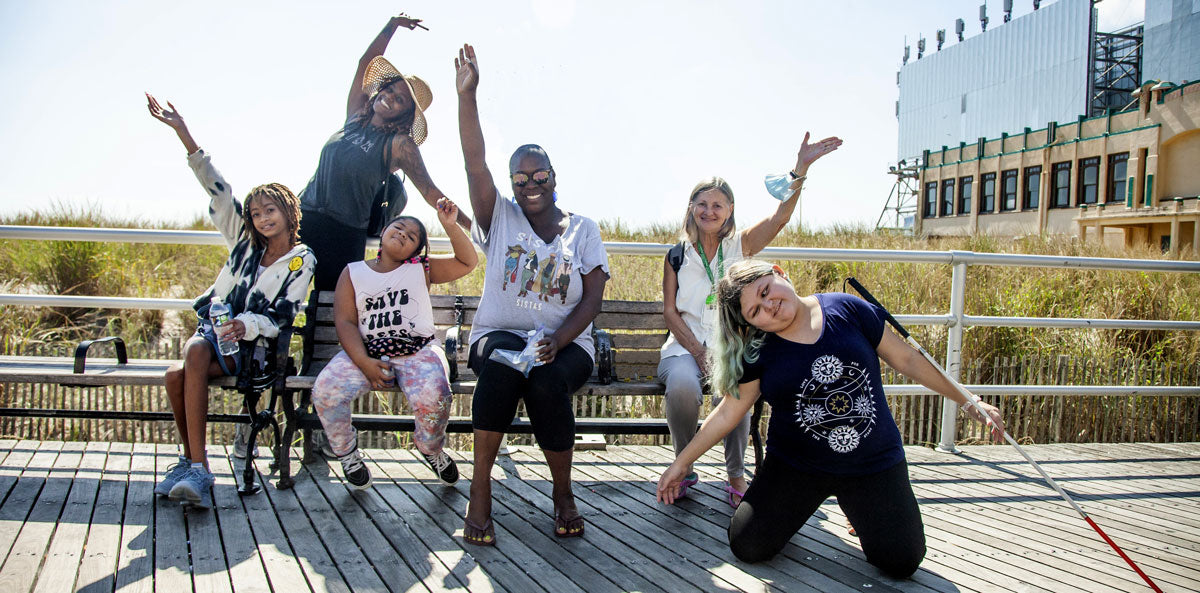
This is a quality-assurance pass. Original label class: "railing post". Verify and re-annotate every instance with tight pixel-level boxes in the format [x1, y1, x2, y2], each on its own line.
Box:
[937, 259, 968, 453]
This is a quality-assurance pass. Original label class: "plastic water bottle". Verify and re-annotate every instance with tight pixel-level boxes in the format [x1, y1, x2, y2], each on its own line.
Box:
[208, 296, 239, 356]
[379, 355, 395, 387]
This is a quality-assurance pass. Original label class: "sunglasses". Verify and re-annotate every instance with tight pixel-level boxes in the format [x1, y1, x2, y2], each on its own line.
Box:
[510, 169, 553, 187]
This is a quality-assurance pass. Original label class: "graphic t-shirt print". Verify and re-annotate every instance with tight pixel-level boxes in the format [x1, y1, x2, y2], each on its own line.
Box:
[500, 232, 573, 309]
[794, 354, 878, 453]
[361, 285, 428, 357]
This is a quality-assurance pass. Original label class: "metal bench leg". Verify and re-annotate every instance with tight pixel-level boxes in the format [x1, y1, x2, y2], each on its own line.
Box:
[238, 395, 265, 496]
[276, 389, 298, 490]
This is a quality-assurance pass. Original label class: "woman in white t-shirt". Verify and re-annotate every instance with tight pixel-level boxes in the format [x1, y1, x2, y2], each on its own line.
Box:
[659, 133, 842, 508]
[455, 44, 610, 546]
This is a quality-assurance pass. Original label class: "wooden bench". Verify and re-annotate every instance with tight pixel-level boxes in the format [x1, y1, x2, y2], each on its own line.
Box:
[273, 291, 744, 488]
[0, 291, 766, 492]
[0, 333, 294, 495]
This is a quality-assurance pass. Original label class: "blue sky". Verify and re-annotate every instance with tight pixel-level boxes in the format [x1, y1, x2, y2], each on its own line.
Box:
[0, 0, 1143, 232]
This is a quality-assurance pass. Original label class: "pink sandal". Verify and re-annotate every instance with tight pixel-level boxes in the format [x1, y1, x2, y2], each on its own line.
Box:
[725, 484, 746, 509]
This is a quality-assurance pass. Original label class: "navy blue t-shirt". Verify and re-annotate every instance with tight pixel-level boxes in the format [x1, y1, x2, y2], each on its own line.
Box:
[739, 292, 904, 476]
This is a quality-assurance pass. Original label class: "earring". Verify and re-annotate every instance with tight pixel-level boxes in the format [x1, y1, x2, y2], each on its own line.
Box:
[552, 191, 558, 203]
[375, 249, 382, 261]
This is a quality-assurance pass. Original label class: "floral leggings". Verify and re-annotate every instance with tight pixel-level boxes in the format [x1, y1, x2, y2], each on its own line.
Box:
[311, 345, 452, 457]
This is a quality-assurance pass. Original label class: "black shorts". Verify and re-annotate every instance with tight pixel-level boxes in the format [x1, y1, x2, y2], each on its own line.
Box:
[468, 331, 593, 452]
[298, 209, 367, 292]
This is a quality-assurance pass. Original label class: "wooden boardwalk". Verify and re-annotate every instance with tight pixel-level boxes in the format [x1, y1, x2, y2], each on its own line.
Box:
[0, 440, 1196, 593]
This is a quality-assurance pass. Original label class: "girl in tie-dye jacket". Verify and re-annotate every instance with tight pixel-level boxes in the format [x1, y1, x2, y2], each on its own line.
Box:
[147, 94, 315, 510]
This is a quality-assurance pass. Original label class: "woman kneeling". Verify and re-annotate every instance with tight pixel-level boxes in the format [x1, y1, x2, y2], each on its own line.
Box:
[656, 260, 1004, 578]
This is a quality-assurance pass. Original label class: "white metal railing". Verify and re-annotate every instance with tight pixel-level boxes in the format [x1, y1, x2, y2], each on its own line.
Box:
[3, 225, 1199, 451]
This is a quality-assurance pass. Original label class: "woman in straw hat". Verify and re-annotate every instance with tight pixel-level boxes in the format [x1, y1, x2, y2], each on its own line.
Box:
[658, 136, 840, 510]
[298, 13, 468, 292]
[454, 43, 610, 546]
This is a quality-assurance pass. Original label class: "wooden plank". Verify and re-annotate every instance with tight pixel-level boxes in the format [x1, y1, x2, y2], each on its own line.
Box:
[603, 445, 955, 593]
[568, 449, 860, 593]
[906, 445, 1200, 590]
[0, 441, 51, 568]
[593, 313, 667, 330]
[284, 461, 396, 592]
[355, 453, 502, 593]
[32, 441, 110, 593]
[449, 451, 665, 593]
[495, 447, 761, 593]
[382, 447, 588, 593]
[611, 333, 668, 349]
[907, 449, 1200, 591]
[152, 447, 193, 593]
[901, 448, 1194, 592]
[952, 445, 1200, 556]
[256, 450, 355, 593]
[0, 441, 82, 593]
[389, 447, 626, 593]
[114, 443, 156, 593]
[0, 356, 236, 388]
[176, 445, 234, 593]
[75, 442, 133, 593]
[204, 448, 273, 593]
[295, 453, 431, 593]
[371, 449, 551, 593]
[226, 451, 317, 592]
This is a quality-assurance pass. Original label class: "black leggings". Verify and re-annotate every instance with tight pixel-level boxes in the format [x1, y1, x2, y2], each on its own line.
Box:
[728, 455, 926, 578]
[468, 331, 592, 452]
[298, 209, 367, 292]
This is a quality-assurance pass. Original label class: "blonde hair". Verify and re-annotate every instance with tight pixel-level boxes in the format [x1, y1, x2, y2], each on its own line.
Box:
[680, 177, 736, 244]
[707, 259, 781, 398]
[242, 183, 302, 250]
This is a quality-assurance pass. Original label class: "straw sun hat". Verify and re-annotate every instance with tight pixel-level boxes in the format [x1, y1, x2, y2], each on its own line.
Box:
[362, 56, 433, 145]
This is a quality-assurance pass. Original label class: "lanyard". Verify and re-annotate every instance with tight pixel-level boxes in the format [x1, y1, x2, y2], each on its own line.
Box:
[695, 241, 724, 286]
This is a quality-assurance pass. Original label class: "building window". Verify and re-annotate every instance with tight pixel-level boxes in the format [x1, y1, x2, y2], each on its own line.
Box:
[941, 179, 955, 217]
[1001, 169, 1018, 211]
[958, 176, 973, 215]
[980, 173, 996, 214]
[1050, 162, 1071, 208]
[1023, 166, 1041, 210]
[1077, 157, 1099, 205]
[923, 182, 937, 217]
[1108, 152, 1128, 204]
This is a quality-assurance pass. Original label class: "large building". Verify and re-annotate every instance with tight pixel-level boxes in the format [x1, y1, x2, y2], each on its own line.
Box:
[898, 0, 1200, 254]
[916, 80, 1200, 255]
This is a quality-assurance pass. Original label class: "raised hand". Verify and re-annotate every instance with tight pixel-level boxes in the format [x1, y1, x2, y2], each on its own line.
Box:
[455, 44, 479, 95]
[793, 132, 843, 177]
[389, 13, 428, 31]
[435, 197, 458, 227]
[145, 93, 186, 132]
[146, 93, 199, 154]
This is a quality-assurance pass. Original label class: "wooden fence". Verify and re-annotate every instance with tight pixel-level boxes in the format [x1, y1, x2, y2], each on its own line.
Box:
[2, 342, 1198, 448]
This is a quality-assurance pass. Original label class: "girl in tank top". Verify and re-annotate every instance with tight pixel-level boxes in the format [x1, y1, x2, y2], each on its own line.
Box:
[310, 198, 477, 489]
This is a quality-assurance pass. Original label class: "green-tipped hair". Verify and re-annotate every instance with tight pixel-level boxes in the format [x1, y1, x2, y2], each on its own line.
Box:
[707, 259, 779, 398]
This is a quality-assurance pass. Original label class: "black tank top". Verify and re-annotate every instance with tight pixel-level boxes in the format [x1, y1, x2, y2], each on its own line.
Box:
[298, 118, 391, 229]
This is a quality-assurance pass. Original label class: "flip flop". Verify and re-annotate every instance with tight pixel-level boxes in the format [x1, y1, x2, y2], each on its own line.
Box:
[725, 484, 746, 509]
[554, 511, 585, 538]
[677, 472, 699, 499]
[463, 516, 496, 546]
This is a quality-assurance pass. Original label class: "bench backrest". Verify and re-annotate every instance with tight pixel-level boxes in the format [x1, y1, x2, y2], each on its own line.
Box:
[301, 291, 668, 381]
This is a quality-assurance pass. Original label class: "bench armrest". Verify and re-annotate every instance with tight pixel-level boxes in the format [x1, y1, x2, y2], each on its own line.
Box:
[74, 336, 127, 374]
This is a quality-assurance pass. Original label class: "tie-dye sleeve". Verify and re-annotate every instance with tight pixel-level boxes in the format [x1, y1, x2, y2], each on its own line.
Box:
[234, 248, 316, 340]
[186, 150, 244, 250]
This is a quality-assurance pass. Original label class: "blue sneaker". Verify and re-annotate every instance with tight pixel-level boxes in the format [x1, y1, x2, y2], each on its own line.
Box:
[154, 456, 190, 497]
[169, 465, 215, 510]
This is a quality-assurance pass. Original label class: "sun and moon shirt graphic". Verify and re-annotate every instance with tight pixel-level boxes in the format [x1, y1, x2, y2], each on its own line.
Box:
[792, 354, 878, 454]
[498, 233, 573, 311]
